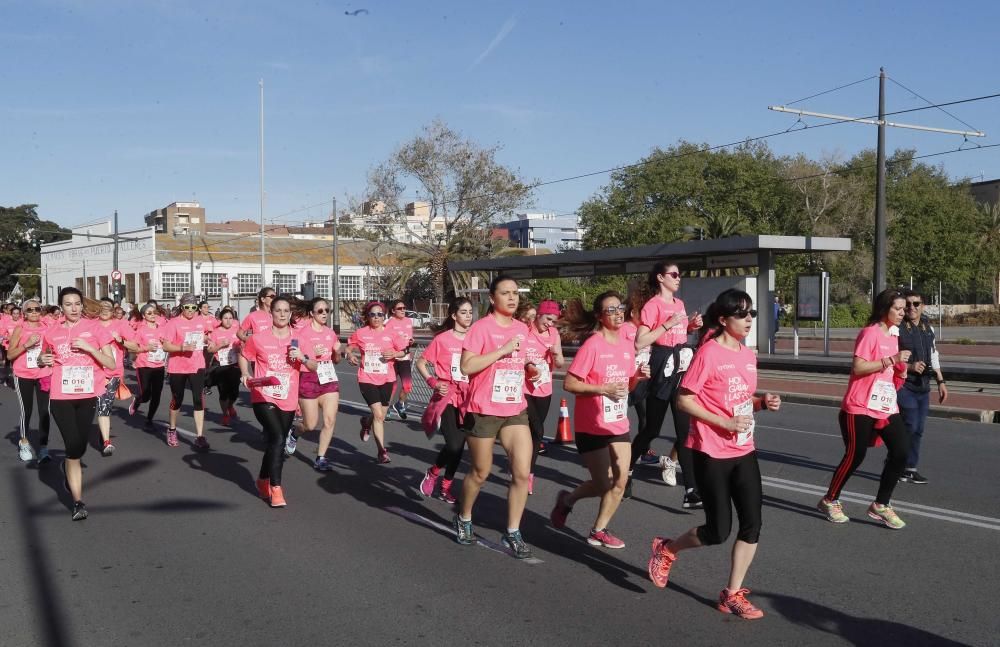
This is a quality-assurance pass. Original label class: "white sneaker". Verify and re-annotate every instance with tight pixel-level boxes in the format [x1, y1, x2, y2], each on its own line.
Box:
[659, 457, 677, 486]
[284, 429, 298, 457]
[18, 439, 35, 462]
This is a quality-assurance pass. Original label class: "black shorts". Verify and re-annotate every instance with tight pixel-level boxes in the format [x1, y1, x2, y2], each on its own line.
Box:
[359, 382, 393, 407]
[575, 431, 631, 454]
[169, 370, 206, 411]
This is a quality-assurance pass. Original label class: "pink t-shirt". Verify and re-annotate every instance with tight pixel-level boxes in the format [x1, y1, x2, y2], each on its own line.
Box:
[197, 314, 220, 333]
[132, 324, 167, 369]
[385, 316, 414, 360]
[240, 310, 272, 336]
[421, 330, 470, 408]
[523, 325, 558, 398]
[240, 328, 301, 411]
[348, 326, 406, 386]
[41, 319, 113, 401]
[160, 315, 208, 374]
[11, 321, 53, 380]
[680, 338, 759, 459]
[568, 332, 637, 436]
[462, 315, 530, 417]
[641, 295, 690, 347]
[295, 323, 341, 364]
[209, 325, 242, 367]
[97, 319, 133, 378]
[842, 325, 900, 420]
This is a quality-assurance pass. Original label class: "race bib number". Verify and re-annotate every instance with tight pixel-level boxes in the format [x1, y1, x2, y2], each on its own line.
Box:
[733, 399, 755, 446]
[262, 370, 291, 400]
[62, 366, 95, 395]
[867, 379, 898, 414]
[25, 346, 42, 369]
[216, 346, 237, 366]
[677, 347, 694, 373]
[184, 331, 205, 349]
[635, 348, 651, 369]
[148, 345, 167, 363]
[316, 360, 338, 384]
[363, 352, 388, 375]
[491, 368, 524, 404]
[535, 361, 552, 386]
[450, 352, 468, 383]
[602, 393, 627, 423]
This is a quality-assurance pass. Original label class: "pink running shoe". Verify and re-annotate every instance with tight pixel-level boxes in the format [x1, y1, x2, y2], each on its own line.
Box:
[647, 537, 676, 589]
[420, 468, 439, 497]
[166, 428, 179, 447]
[550, 490, 572, 529]
[718, 588, 764, 619]
[360, 416, 372, 443]
[437, 479, 457, 504]
[587, 528, 625, 549]
[377, 449, 391, 464]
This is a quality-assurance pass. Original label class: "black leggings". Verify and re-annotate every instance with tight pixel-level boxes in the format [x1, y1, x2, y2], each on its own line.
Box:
[209, 365, 241, 404]
[826, 411, 909, 505]
[169, 370, 206, 411]
[14, 376, 51, 447]
[50, 398, 97, 460]
[253, 402, 295, 486]
[433, 405, 471, 479]
[525, 394, 551, 471]
[136, 367, 165, 421]
[631, 371, 694, 489]
[693, 450, 763, 545]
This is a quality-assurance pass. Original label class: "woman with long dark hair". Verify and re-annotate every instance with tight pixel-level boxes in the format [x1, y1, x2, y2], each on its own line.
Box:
[628, 261, 703, 506]
[416, 297, 474, 503]
[647, 289, 780, 619]
[818, 288, 911, 529]
[237, 287, 276, 343]
[550, 291, 649, 549]
[205, 307, 242, 426]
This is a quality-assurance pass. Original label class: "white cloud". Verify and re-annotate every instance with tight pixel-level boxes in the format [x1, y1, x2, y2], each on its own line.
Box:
[470, 15, 517, 70]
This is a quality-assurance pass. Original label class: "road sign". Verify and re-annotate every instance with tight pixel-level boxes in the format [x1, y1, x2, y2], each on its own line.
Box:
[221, 276, 230, 288]
[111, 270, 122, 281]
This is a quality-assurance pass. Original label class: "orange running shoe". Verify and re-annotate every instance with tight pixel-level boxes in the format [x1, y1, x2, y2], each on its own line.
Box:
[718, 588, 764, 619]
[269, 485, 287, 508]
[256, 479, 271, 501]
[647, 537, 676, 588]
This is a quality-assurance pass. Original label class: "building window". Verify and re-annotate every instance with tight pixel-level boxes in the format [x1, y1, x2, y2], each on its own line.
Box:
[201, 273, 224, 297]
[273, 273, 297, 294]
[161, 272, 191, 298]
[340, 275, 362, 300]
[236, 273, 261, 296]
[314, 275, 330, 298]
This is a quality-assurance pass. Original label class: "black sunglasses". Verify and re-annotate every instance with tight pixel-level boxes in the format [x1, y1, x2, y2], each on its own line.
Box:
[313, 308, 329, 314]
[905, 301, 922, 308]
[731, 309, 758, 319]
[367, 312, 386, 318]
[24, 307, 42, 313]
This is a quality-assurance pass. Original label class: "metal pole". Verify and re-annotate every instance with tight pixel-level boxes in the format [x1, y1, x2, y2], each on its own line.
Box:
[189, 232, 195, 294]
[332, 196, 340, 332]
[939, 280, 943, 342]
[83, 259, 87, 295]
[874, 67, 888, 295]
[113, 209, 120, 304]
[259, 78, 266, 288]
[822, 271, 831, 357]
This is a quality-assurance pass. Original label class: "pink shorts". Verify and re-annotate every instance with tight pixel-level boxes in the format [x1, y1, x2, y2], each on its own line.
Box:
[298, 370, 340, 399]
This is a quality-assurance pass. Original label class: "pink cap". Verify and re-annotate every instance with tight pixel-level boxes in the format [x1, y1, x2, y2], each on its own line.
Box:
[538, 300, 561, 316]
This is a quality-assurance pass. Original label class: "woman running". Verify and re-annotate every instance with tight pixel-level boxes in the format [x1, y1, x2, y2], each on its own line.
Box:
[7, 299, 53, 463]
[454, 275, 535, 559]
[39, 287, 116, 521]
[205, 307, 242, 426]
[294, 298, 342, 472]
[385, 299, 415, 421]
[159, 293, 210, 449]
[550, 291, 650, 549]
[95, 297, 133, 456]
[123, 303, 167, 429]
[647, 288, 781, 619]
[239, 295, 308, 508]
[629, 261, 703, 506]
[818, 288, 911, 529]
[238, 287, 276, 343]
[519, 299, 565, 493]
[416, 297, 474, 504]
[346, 301, 408, 464]
[623, 291, 656, 468]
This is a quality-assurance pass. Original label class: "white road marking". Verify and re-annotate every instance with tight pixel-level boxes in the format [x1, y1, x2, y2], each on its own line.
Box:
[386, 506, 544, 564]
[758, 424, 840, 438]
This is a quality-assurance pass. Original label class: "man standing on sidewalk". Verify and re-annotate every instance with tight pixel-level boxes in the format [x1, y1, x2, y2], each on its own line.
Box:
[897, 290, 948, 484]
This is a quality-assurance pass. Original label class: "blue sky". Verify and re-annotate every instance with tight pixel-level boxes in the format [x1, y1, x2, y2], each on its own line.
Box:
[3, 0, 998, 231]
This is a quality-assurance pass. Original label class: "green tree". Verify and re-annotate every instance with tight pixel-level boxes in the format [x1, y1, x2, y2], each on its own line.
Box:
[975, 201, 1000, 305]
[0, 204, 71, 298]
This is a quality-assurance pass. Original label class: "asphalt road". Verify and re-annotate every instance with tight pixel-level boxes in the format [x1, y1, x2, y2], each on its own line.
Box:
[2, 368, 998, 647]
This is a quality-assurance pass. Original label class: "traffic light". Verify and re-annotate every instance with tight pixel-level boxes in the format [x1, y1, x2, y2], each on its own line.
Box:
[300, 281, 315, 300]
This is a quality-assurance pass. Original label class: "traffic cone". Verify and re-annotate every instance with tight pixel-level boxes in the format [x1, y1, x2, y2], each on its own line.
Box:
[552, 398, 573, 444]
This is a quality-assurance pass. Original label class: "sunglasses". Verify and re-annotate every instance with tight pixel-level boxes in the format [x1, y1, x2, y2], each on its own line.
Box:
[731, 309, 758, 319]
[368, 312, 386, 318]
[182, 305, 198, 311]
[663, 271, 681, 279]
[905, 301, 922, 308]
[313, 308, 329, 314]
[602, 305, 626, 315]
[262, 294, 275, 299]
[393, 306, 405, 311]
[24, 307, 42, 313]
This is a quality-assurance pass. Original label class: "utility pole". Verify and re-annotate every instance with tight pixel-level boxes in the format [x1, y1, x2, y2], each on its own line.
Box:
[331, 196, 340, 332]
[259, 79, 266, 288]
[112, 209, 121, 304]
[189, 230, 195, 294]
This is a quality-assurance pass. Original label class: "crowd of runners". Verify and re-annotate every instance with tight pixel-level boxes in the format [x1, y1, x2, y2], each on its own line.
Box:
[0, 261, 931, 620]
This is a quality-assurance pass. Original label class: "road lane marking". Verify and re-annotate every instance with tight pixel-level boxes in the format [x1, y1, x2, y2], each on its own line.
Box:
[758, 424, 840, 438]
[386, 506, 544, 564]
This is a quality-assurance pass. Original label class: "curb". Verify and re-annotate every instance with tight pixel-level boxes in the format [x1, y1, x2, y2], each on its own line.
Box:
[778, 392, 997, 423]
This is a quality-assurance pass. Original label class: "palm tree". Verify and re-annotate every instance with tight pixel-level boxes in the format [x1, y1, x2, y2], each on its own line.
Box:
[978, 202, 1000, 306]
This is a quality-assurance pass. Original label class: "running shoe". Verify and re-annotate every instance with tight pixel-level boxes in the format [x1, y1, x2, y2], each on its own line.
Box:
[867, 502, 906, 530]
[128, 397, 138, 417]
[221, 413, 231, 426]
[718, 588, 764, 619]
[166, 428, 179, 447]
[360, 416, 372, 443]
[18, 439, 34, 462]
[378, 449, 391, 464]
[682, 490, 703, 509]
[660, 457, 678, 487]
[817, 498, 849, 524]
[453, 514, 476, 545]
[314, 456, 334, 472]
[420, 468, 440, 497]
[37, 447, 51, 464]
[394, 401, 408, 421]
[284, 430, 298, 457]
[550, 490, 573, 529]
[269, 485, 287, 508]
[256, 478, 271, 501]
[501, 530, 533, 559]
[193, 436, 210, 451]
[899, 469, 928, 484]
[71, 501, 88, 521]
[228, 406, 238, 420]
[527, 473, 535, 495]
[587, 528, 625, 549]
[636, 449, 659, 466]
[647, 537, 676, 588]
[437, 479, 457, 504]
[101, 440, 115, 457]
[537, 441, 548, 456]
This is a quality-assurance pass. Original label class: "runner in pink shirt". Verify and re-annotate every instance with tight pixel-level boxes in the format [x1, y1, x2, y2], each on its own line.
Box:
[122, 303, 167, 428]
[159, 293, 210, 449]
[818, 288, 911, 530]
[415, 298, 474, 504]
[647, 288, 781, 620]
[291, 298, 342, 472]
[550, 291, 650, 549]
[517, 299, 565, 493]
[385, 300, 415, 421]
[453, 276, 534, 559]
[95, 297, 134, 456]
[346, 301, 408, 464]
[7, 299, 53, 463]
[239, 295, 309, 508]
[237, 288, 276, 343]
[39, 288, 116, 521]
[204, 307, 242, 426]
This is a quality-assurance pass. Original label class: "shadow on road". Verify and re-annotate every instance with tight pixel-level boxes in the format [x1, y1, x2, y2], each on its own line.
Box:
[756, 448, 881, 482]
